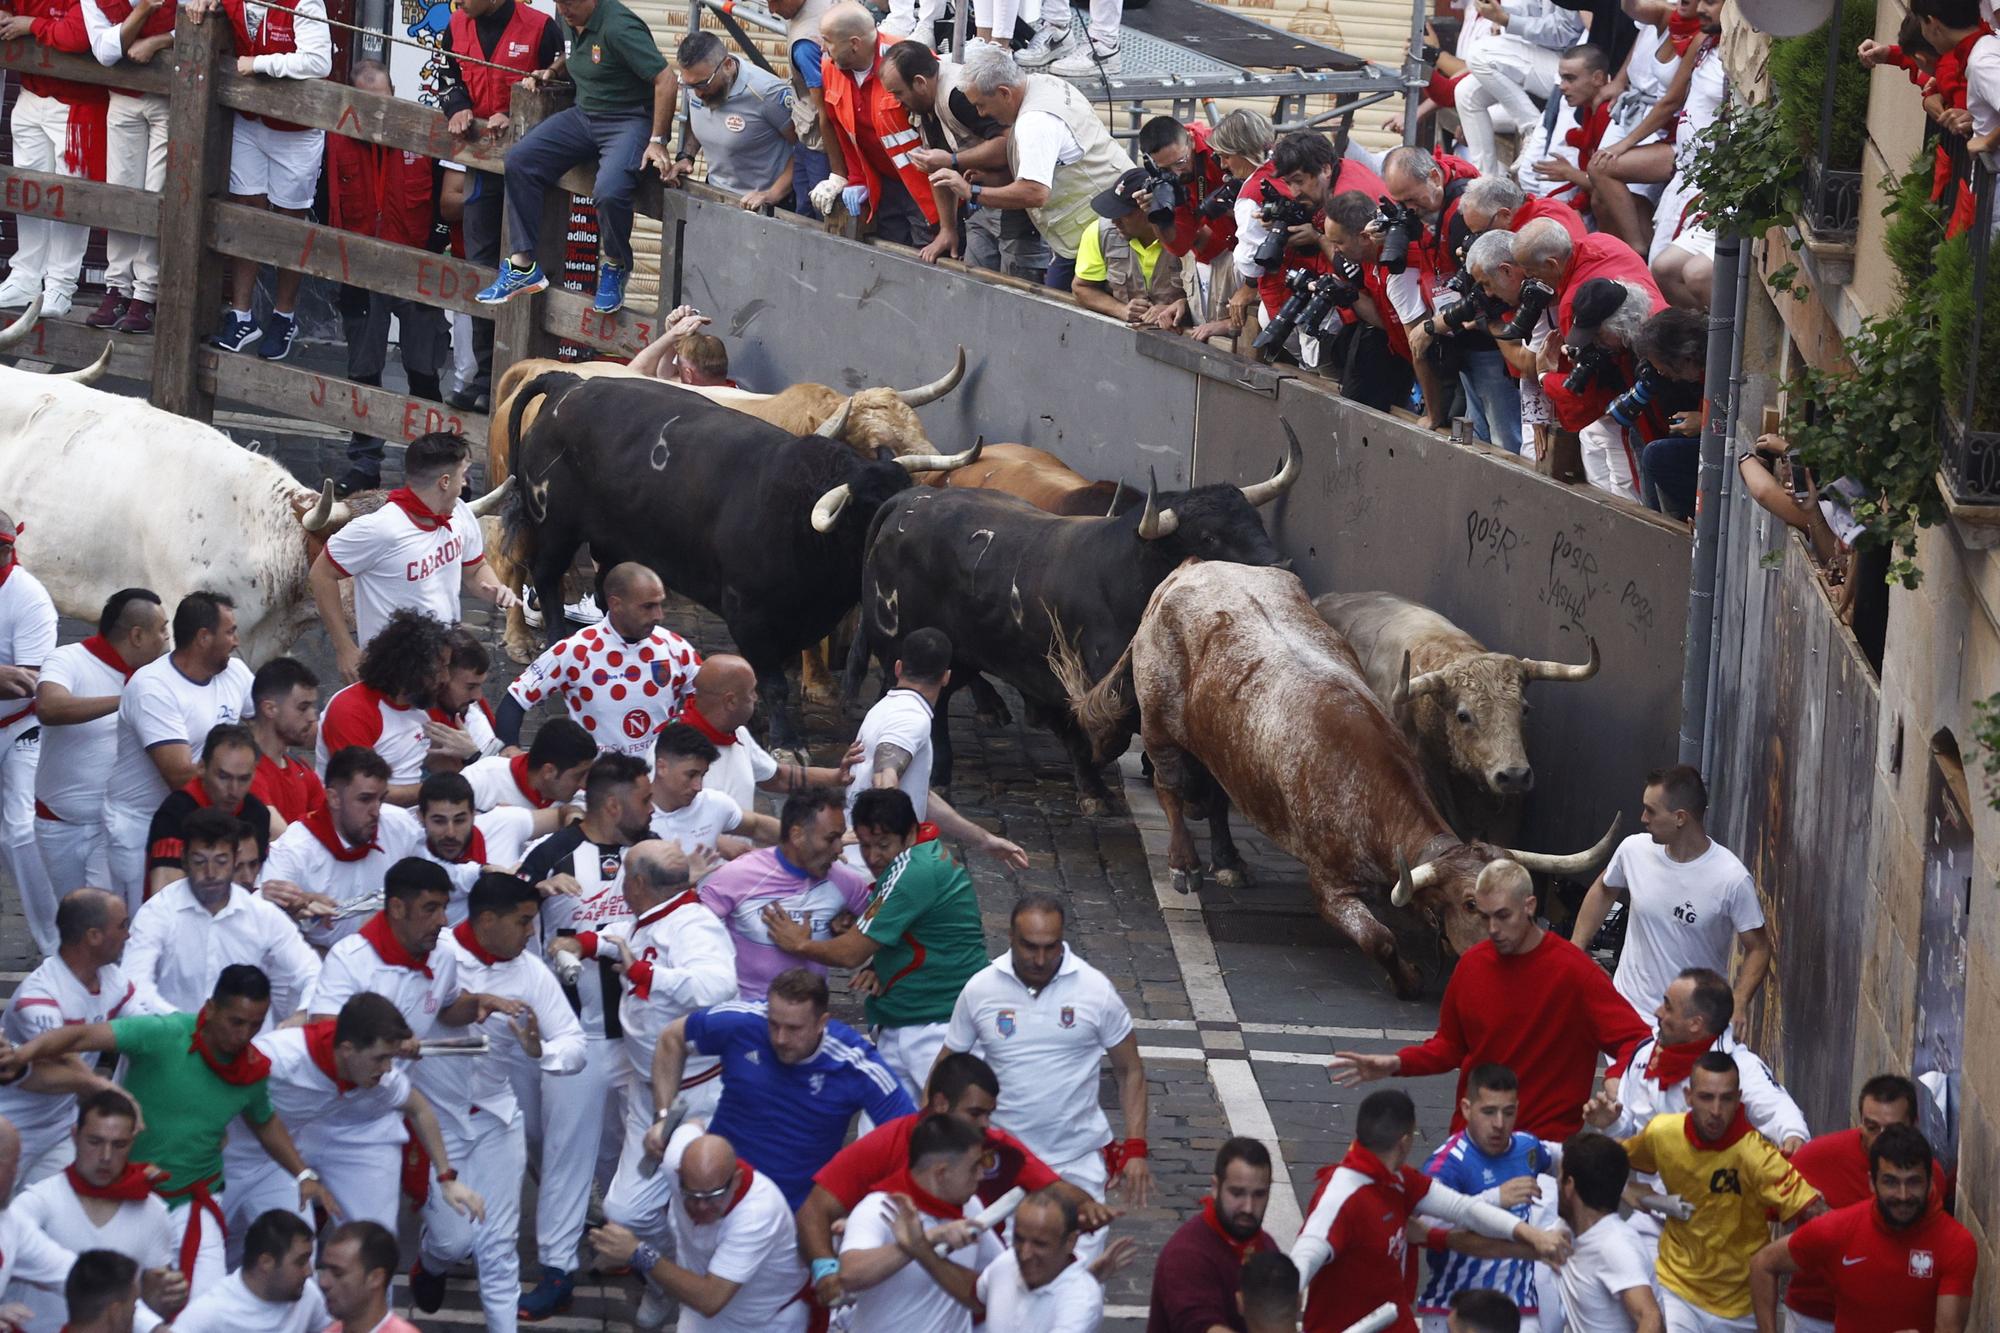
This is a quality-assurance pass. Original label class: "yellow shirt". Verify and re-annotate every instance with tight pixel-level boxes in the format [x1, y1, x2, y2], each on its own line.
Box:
[1074, 220, 1162, 286]
[1624, 1113, 1820, 1317]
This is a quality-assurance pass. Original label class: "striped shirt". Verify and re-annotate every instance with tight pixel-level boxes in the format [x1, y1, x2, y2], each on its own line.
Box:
[1416, 1130, 1557, 1314]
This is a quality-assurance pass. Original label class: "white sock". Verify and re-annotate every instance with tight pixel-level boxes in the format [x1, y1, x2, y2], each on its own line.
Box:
[231, 307, 251, 320]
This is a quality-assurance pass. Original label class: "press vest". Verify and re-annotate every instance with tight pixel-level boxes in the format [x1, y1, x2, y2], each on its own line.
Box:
[1004, 72, 1131, 259]
[783, 0, 830, 148]
[1091, 218, 1185, 307]
[447, 1, 552, 120]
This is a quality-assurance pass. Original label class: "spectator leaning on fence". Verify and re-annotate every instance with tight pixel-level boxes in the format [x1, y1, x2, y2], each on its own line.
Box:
[1072, 168, 1190, 332]
[766, 0, 832, 216]
[475, 0, 679, 316]
[79, 0, 176, 334]
[812, 2, 939, 248]
[664, 29, 798, 212]
[0, 0, 103, 322]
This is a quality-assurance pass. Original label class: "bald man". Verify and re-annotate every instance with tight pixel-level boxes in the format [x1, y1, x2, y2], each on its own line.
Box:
[500, 563, 700, 760]
[680, 654, 861, 812]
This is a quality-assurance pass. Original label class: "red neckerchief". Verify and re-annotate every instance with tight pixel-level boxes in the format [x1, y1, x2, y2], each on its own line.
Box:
[1936, 24, 1992, 103]
[1565, 100, 1613, 180]
[1684, 1104, 1755, 1151]
[0, 552, 13, 590]
[508, 752, 552, 809]
[386, 486, 451, 532]
[189, 1012, 272, 1086]
[1335, 1141, 1405, 1189]
[442, 825, 489, 865]
[179, 778, 244, 816]
[359, 911, 434, 978]
[80, 634, 135, 679]
[634, 890, 701, 930]
[913, 822, 941, 845]
[722, 1158, 757, 1215]
[1667, 8, 1701, 51]
[302, 807, 378, 863]
[453, 919, 504, 967]
[1199, 1196, 1263, 1262]
[877, 1166, 967, 1224]
[64, 1161, 156, 1202]
[682, 700, 736, 747]
[1644, 1034, 1719, 1088]
[302, 1017, 359, 1091]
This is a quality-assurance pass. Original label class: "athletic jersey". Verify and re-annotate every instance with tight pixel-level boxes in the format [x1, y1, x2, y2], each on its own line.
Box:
[649, 789, 743, 851]
[109, 1011, 275, 1202]
[686, 1002, 915, 1209]
[34, 636, 134, 822]
[0, 564, 57, 731]
[146, 783, 271, 877]
[250, 751, 325, 823]
[507, 621, 699, 758]
[1785, 1199, 1978, 1333]
[123, 879, 321, 1020]
[10, 1174, 175, 1333]
[104, 656, 255, 821]
[0, 957, 138, 1140]
[261, 803, 425, 946]
[465, 751, 557, 812]
[577, 888, 736, 1092]
[520, 824, 652, 1037]
[855, 838, 988, 1028]
[698, 847, 872, 1000]
[306, 912, 461, 1038]
[657, 1122, 812, 1333]
[1416, 1130, 1556, 1313]
[316, 682, 429, 782]
[322, 491, 486, 648]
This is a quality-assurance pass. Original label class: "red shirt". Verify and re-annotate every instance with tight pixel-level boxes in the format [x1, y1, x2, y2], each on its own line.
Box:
[1146, 1203, 1278, 1333]
[251, 752, 327, 825]
[327, 138, 436, 249]
[1787, 1129, 1951, 1319]
[1786, 1200, 1977, 1332]
[812, 1111, 1059, 1210]
[1539, 232, 1669, 429]
[1396, 930, 1649, 1139]
[1515, 194, 1587, 242]
[1300, 1144, 1432, 1333]
[1160, 121, 1235, 263]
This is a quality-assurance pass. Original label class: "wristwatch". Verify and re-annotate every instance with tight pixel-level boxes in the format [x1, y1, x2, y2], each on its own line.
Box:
[650, 135, 672, 146]
[295, 1168, 320, 1185]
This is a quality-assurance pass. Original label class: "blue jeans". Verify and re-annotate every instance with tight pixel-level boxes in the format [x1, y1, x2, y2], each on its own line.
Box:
[1045, 252, 1076, 291]
[1641, 436, 1700, 519]
[791, 145, 829, 218]
[502, 106, 651, 270]
[1458, 347, 1523, 455]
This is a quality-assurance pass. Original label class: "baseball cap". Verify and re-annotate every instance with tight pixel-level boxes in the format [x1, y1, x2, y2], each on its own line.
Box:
[1090, 167, 1153, 220]
[1567, 277, 1629, 340]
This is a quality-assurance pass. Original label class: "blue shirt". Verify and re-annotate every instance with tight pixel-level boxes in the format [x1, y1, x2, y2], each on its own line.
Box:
[1416, 1130, 1555, 1313]
[687, 1002, 915, 1207]
[790, 37, 823, 89]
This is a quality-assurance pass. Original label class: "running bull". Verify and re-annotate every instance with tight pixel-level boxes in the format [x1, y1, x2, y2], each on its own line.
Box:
[854, 427, 1302, 812]
[1062, 561, 1617, 997]
[502, 371, 982, 750]
[1315, 591, 1599, 846]
[924, 442, 1136, 517]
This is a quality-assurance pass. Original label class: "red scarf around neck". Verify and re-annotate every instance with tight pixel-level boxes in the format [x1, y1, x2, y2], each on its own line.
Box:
[508, 752, 553, 808]
[1200, 1196, 1265, 1262]
[386, 487, 451, 532]
[445, 825, 489, 866]
[682, 700, 737, 747]
[80, 634, 135, 679]
[65, 1161, 157, 1203]
[1684, 1103, 1755, 1151]
[1645, 1034, 1719, 1088]
[303, 807, 378, 862]
[359, 911, 434, 978]
[877, 1166, 969, 1227]
[189, 1012, 272, 1086]
[453, 919, 504, 967]
[302, 1017, 359, 1091]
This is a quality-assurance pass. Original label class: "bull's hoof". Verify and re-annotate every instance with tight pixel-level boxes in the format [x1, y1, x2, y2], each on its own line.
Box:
[1213, 865, 1248, 889]
[801, 678, 842, 709]
[1169, 867, 1203, 895]
[1389, 963, 1424, 1000]
[1078, 795, 1107, 817]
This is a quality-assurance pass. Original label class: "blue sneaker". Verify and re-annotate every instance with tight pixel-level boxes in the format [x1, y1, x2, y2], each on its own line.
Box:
[518, 1265, 574, 1321]
[257, 311, 297, 361]
[210, 311, 260, 352]
[477, 259, 549, 305]
[593, 262, 628, 314]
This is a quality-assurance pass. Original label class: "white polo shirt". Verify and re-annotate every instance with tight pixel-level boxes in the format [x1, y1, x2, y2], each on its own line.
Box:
[650, 790, 743, 851]
[845, 688, 934, 823]
[171, 1269, 330, 1333]
[976, 1248, 1105, 1333]
[659, 1123, 811, 1333]
[1601, 832, 1764, 1021]
[122, 880, 322, 1019]
[943, 945, 1134, 1167]
[305, 915, 461, 1036]
[261, 804, 425, 946]
[843, 1186, 1001, 1333]
[11, 1173, 175, 1333]
[0, 564, 58, 733]
[316, 682, 428, 782]
[464, 752, 557, 813]
[506, 621, 699, 758]
[322, 493, 485, 647]
[1557, 1214, 1653, 1333]
[34, 638, 134, 823]
[0, 957, 139, 1142]
[103, 655, 256, 822]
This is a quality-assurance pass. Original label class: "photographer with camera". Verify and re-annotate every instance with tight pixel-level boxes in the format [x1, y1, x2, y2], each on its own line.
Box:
[1625, 306, 1708, 518]
[1232, 131, 1384, 370]
[1464, 227, 1558, 463]
[1314, 191, 1428, 414]
[1462, 173, 1587, 242]
[1133, 116, 1236, 262]
[1536, 274, 1668, 502]
[1070, 168, 1192, 332]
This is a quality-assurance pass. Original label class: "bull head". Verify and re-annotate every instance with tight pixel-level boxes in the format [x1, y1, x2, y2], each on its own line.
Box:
[895, 346, 967, 407]
[1239, 420, 1304, 508]
[0, 297, 43, 351]
[1135, 469, 1177, 540]
[1520, 637, 1600, 683]
[810, 438, 986, 532]
[1391, 813, 1623, 906]
[300, 480, 354, 533]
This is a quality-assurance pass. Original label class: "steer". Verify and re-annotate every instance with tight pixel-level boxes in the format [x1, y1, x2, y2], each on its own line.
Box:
[502, 371, 980, 752]
[1066, 560, 1617, 997]
[927, 442, 1135, 517]
[854, 427, 1301, 811]
[1315, 591, 1599, 845]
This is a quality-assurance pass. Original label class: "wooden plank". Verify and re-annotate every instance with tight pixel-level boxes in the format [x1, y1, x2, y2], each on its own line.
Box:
[537, 284, 666, 360]
[0, 36, 172, 96]
[556, 163, 666, 222]
[210, 202, 496, 317]
[214, 69, 513, 169]
[0, 165, 159, 237]
[150, 14, 232, 420]
[0, 315, 153, 381]
[201, 351, 489, 448]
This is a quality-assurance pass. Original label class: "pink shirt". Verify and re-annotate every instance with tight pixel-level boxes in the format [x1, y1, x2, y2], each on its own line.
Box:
[698, 847, 872, 999]
[327, 1316, 422, 1333]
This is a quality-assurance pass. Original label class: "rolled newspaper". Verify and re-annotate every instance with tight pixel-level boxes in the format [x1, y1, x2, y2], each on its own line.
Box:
[1340, 1303, 1400, 1333]
[636, 1102, 692, 1178]
[1637, 1192, 1696, 1222]
[933, 1185, 1026, 1255]
[330, 894, 384, 921]
[417, 1036, 490, 1057]
[552, 951, 583, 986]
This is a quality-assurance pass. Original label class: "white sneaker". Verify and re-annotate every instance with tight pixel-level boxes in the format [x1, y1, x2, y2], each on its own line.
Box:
[37, 290, 72, 320]
[520, 586, 544, 629]
[0, 276, 37, 309]
[563, 592, 604, 623]
[1017, 23, 1077, 66]
[635, 1284, 673, 1330]
[1051, 41, 1120, 76]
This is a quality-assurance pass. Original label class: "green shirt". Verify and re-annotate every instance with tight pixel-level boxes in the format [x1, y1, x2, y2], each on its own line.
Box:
[563, 0, 667, 117]
[857, 840, 989, 1027]
[111, 1012, 274, 1207]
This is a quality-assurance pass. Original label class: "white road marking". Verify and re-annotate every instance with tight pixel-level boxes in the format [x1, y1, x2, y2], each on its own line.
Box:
[1209, 1059, 1304, 1246]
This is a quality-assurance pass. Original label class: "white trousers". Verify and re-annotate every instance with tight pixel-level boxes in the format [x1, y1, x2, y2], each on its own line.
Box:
[1456, 37, 1562, 176]
[870, 1021, 949, 1107]
[168, 1192, 230, 1302]
[106, 92, 170, 303]
[602, 1074, 723, 1250]
[1049, 1147, 1109, 1264]
[223, 1122, 403, 1242]
[422, 1112, 527, 1333]
[103, 803, 149, 917]
[883, 0, 946, 38]
[1580, 417, 1643, 504]
[1, 726, 57, 957]
[1785, 1313, 1834, 1333]
[36, 812, 110, 898]
[5, 90, 91, 299]
[1651, 168, 1700, 263]
[1661, 1289, 1755, 1333]
[512, 1035, 625, 1272]
[1043, 0, 1122, 51]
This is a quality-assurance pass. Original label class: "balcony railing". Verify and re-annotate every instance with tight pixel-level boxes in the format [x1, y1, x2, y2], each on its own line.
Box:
[1802, 157, 1863, 240]
[1941, 159, 2000, 506]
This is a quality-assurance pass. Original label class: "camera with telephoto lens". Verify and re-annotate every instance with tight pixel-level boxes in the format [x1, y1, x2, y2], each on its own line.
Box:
[1607, 360, 1665, 428]
[1373, 196, 1423, 275]
[1253, 267, 1320, 359]
[1299, 262, 1363, 338]
[1200, 176, 1243, 220]
[1140, 161, 1184, 221]
[1436, 268, 1504, 334]
[1494, 277, 1556, 341]
[1563, 341, 1618, 395]
[1252, 180, 1318, 271]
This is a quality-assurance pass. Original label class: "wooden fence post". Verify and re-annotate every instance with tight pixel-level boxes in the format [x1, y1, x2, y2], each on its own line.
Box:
[150, 13, 233, 420]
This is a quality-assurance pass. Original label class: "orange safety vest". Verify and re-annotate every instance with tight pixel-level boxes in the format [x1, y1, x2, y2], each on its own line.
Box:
[820, 34, 938, 225]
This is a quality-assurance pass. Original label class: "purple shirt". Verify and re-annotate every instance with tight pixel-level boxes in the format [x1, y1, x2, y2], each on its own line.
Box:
[698, 848, 873, 999]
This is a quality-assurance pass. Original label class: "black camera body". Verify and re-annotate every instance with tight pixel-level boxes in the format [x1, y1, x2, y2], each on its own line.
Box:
[1495, 277, 1556, 342]
[1140, 162, 1184, 220]
[1435, 268, 1504, 334]
[1607, 359, 1665, 428]
[1373, 196, 1423, 274]
[1252, 181, 1318, 271]
[1562, 341, 1618, 395]
[1199, 176, 1242, 220]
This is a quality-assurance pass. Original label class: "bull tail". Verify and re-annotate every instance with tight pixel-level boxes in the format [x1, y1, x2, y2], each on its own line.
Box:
[500, 370, 585, 558]
[841, 617, 873, 706]
[1046, 607, 1136, 764]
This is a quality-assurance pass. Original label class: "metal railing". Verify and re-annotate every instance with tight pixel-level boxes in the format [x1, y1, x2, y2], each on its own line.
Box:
[1941, 159, 2000, 505]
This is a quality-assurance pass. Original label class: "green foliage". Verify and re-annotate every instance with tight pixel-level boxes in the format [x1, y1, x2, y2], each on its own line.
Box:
[1882, 150, 1946, 293]
[1926, 234, 2000, 431]
[1767, 0, 1875, 169]
[1684, 101, 1805, 238]
[1975, 693, 2000, 810]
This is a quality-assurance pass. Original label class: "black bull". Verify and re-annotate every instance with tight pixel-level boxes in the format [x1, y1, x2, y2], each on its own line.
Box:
[850, 425, 1304, 811]
[501, 372, 980, 748]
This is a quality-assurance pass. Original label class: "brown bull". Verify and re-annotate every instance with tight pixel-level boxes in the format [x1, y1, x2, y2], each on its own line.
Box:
[927, 443, 1135, 516]
[1063, 561, 1615, 997]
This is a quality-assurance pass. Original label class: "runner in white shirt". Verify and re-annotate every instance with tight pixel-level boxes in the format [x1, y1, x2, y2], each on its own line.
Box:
[303, 860, 464, 1036]
[101, 592, 256, 912]
[315, 607, 454, 802]
[422, 627, 504, 775]
[975, 1189, 1107, 1333]
[310, 432, 515, 681]
[409, 874, 587, 1333]
[260, 747, 424, 945]
[1570, 766, 1772, 1023]
[171, 1210, 327, 1333]
[1555, 1134, 1663, 1333]
[0, 890, 145, 1184]
[411, 771, 564, 921]
[682, 654, 863, 813]
[463, 717, 596, 814]
[0, 1121, 79, 1317]
[124, 809, 321, 1021]
[839, 1114, 1004, 1333]
[652, 723, 778, 857]
[499, 563, 699, 761]
[10, 1088, 182, 1333]
[34, 589, 169, 899]
[589, 1124, 809, 1333]
[938, 893, 1151, 1259]
[0, 517, 60, 955]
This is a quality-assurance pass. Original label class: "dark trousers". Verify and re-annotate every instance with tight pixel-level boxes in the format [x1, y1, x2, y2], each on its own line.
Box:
[464, 167, 506, 396]
[1331, 322, 1415, 412]
[502, 106, 651, 271]
[868, 171, 935, 248]
[1641, 436, 1700, 520]
[340, 282, 448, 478]
[791, 144, 829, 218]
[1045, 251, 1076, 291]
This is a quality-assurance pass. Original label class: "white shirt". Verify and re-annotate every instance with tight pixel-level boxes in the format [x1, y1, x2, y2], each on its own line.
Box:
[123, 880, 321, 1020]
[943, 945, 1134, 1165]
[261, 804, 425, 946]
[650, 790, 743, 852]
[507, 621, 699, 759]
[0, 566, 58, 734]
[11, 1174, 175, 1333]
[658, 1123, 810, 1333]
[306, 920, 462, 1036]
[843, 1187, 1001, 1333]
[0, 958, 140, 1139]
[701, 726, 779, 812]
[1602, 833, 1763, 1021]
[611, 891, 737, 1089]
[464, 752, 552, 813]
[0, 1206, 77, 1311]
[417, 806, 541, 921]
[1605, 1030, 1810, 1149]
[846, 688, 934, 824]
[33, 639, 131, 822]
[1557, 1214, 1652, 1332]
[104, 655, 255, 821]
[315, 682, 429, 782]
[1969, 33, 2000, 170]
[172, 1270, 330, 1333]
[1012, 108, 1085, 188]
[412, 927, 586, 1136]
[322, 495, 485, 647]
[257, 1023, 414, 1138]
[976, 1249, 1104, 1333]
[236, 0, 333, 79]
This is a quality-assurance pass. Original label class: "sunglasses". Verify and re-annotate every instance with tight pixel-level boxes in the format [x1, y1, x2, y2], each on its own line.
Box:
[681, 1175, 736, 1203]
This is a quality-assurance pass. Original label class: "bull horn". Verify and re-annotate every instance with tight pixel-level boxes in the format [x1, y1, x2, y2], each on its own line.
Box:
[896, 345, 967, 407]
[894, 436, 985, 473]
[0, 296, 43, 350]
[1135, 468, 1179, 540]
[812, 397, 855, 439]
[467, 476, 514, 517]
[1504, 813, 1624, 876]
[1240, 419, 1304, 507]
[54, 341, 113, 385]
[1521, 635, 1600, 683]
[300, 480, 354, 533]
[810, 483, 854, 532]
[1390, 650, 1448, 707]
[1391, 852, 1444, 907]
